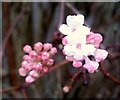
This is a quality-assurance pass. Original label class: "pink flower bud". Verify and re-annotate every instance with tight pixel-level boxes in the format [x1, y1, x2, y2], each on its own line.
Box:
[23, 55, 31, 61]
[72, 60, 82, 68]
[42, 67, 49, 73]
[25, 75, 35, 83]
[23, 45, 32, 53]
[86, 33, 103, 45]
[41, 52, 49, 60]
[49, 47, 57, 55]
[94, 34, 103, 43]
[94, 43, 100, 48]
[29, 70, 39, 78]
[43, 43, 52, 51]
[35, 62, 42, 70]
[86, 33, 95, 44]
[94, 49, 108, 62]
[62, 36, 68, 45]
[21, 60, 28, 67]
[65, 56, 74, 61]
[34, 42, 43, 52]
[19, 67, 28, 76]
[29, 50, 37, 57]
[24, 63, 32, 71]
[63, 86, 70, 93]
[47, 59, 54, 66]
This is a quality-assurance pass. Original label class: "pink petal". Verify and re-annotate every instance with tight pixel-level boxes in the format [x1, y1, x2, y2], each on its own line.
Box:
[65, 56, 74, 61]
[94, 34, 103, 43]
[72, 60, 82, 68]
[83, 57, 99, 73]
[62, 36, 68, 45]
[86, 33, 103, 44]
[42, 67, 49, 73]
[29, 70, 39, 78]
[21, 60, 28, 67]
[25, 75, 35, 83]
[94, 49, 108, 62]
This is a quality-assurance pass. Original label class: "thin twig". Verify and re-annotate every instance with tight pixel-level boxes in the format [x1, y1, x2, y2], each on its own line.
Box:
[99, 61, 120, 84]
[39, 60, 69, 78]
[1, 60, 69, 93]
[21, 88, 29, 100]
[63, 69, 81, 93]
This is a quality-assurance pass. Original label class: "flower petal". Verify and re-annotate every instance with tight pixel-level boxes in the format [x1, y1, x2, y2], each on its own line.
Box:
[83, 57, 99, 73]
[59, 24, 71, 35]
[67, 14, 84, 29]
[94, 49, 108, 62]
[73, 60, 82, 68]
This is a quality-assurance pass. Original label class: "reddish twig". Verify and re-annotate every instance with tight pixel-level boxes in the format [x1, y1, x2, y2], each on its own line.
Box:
[99, 61, 120, 84]
[1, 60, 69, 93]
[21, 88, 28, 100]
[39, 60, 69, 78]
[106, 44, 120, 50]
[63, 69, 81, 93]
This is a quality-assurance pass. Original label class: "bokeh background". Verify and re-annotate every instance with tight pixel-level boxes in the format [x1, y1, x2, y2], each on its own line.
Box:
[2, 2, 120, 98]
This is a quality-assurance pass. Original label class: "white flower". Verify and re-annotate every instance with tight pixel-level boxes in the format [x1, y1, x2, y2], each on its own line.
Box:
[66, 14, 84, 29]
[59, 14, 85, 35]
[66, 32, 86, 45]
[80, 44, 96, 56]
[74, 49, 84, 60]
[74, 25, 90, 36]
[59, 24, 72, 35]
[63, 44, 76, 56]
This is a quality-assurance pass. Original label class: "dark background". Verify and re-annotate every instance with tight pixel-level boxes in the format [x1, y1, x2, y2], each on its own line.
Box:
[2, 2, 120, 98]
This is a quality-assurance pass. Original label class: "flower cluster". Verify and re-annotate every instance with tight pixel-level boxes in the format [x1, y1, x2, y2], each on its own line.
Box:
[59, 14, 108, 73]
[19, 42, 57, 83]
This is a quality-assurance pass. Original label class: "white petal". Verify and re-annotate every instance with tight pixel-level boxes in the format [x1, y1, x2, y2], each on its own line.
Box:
[74, 49, 84, 60]
[63, 44, 76, 56]
[59, 24, 71, 35]
[75, 25, 90, 36]
[66, 33, 86, 45]
[66, 14, 84, 29]
[81, 44, 96, 56]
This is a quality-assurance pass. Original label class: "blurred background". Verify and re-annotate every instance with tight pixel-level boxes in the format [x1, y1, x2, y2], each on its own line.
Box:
[2, 2, 120, 98]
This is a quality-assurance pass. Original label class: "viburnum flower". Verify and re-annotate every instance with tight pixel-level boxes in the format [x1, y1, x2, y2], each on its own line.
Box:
[59, 14, 108, 73]
[19, 42, 57, 83]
